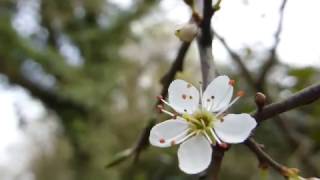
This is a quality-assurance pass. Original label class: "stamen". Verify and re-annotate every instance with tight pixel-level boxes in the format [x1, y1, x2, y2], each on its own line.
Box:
[160, 129, 190, 146]
[159, 138, 165, 144]
[156, 95, 164, 100]
[185, 116, 202, 126]
[211, 85, 233, 112]
[157, 95, 177, 110]
[236, 90, 245, 97]
[207, 97, 215, 112]
[203, 131, 213, 144]
[178, 131, 196, 143]
[199, 81, 203, 107]
[182, 94, 187, 100]
[156, 104, 164, 113]
[229, 79, 236, 86]
[218, 143, 229, 149]
[200, 119, 206, 127]
[216, 96, 241, 117]
[160, 108, 176, 117]
[173, 113, 178, 119]
[209, 128, 222, 144]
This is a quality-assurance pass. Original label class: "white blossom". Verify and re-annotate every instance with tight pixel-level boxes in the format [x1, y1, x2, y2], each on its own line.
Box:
[149, 75, 257, 174]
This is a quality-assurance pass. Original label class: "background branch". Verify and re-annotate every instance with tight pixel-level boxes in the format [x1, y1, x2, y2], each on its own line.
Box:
[256, 0, 288, 90]
[213, 31, 256, 88]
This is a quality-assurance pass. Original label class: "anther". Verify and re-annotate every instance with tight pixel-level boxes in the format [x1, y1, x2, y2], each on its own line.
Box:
[211, 96, 215, 99]
[229, 79, 236, 86]
[156, 95, 164, 100]
[156, 104, 164, 113]
[187, 84, 192, 88]
[159, 139, 165, 144]
[173, 113, 178, 119]
[236, 90, 245, 97]
[218, 143, 229, 149]
[184, 109, 187, 112]
[182, 94, 187, 100]
[189, 95, 193, 99]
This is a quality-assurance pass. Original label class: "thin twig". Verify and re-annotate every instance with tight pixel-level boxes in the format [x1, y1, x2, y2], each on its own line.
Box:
[245, 138, 288, 178]
[256, 0, 288, 90]
[213, 31, 256, 88]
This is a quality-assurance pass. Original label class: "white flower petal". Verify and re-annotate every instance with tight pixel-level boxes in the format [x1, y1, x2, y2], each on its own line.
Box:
[168, 79, 200, 114]
[149, 119, 189, 147]
[202, 75, 233, 112]
[177, 134, 212, 174]
[214, 113, 257, 144]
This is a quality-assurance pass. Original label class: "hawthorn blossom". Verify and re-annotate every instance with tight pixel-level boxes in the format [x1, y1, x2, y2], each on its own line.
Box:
[149, 75, 257, 174]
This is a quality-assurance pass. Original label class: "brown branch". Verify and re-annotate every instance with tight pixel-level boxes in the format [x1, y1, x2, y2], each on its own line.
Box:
[198, 0, 217, 87]
[253, 82, 320, 123]
[256, 0, 288, 90]
[200, 146, 225, 180]
[197, 0, 224, 179]
[245, 138, 288, 177]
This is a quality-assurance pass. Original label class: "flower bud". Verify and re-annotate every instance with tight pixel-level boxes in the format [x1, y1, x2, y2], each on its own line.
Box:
[255, 92, 266, 111]
[175, 23, 199, 42]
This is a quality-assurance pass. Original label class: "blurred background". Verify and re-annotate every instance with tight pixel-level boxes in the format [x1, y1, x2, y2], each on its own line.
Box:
[0, 0, 319, 180]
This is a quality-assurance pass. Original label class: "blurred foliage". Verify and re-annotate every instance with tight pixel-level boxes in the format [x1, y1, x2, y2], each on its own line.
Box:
[0, 0, 320, 180]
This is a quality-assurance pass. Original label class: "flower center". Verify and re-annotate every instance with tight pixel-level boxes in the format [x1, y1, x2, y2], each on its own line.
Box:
[183, 110, 217, 131]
